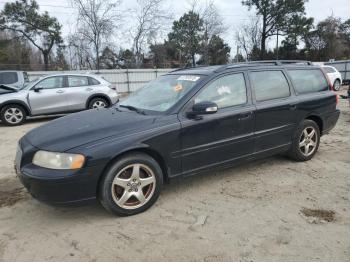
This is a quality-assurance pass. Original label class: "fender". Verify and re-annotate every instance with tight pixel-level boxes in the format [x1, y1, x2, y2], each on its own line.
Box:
[85, 93, 112, 108]
[0, 99, 31, 116]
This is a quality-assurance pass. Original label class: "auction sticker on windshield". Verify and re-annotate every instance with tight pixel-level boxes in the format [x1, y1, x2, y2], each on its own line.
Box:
[177, 75, 200, 82]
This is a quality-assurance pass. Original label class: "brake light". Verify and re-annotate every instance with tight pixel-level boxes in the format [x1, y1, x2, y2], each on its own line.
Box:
[335, 92, 339, 105]
[321, 67, 333, 90]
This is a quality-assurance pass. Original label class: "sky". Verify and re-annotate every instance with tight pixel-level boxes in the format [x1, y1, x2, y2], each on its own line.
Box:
[0, 0, 349, 56]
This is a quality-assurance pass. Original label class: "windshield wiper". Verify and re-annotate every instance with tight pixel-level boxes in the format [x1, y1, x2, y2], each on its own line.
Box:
[119, 105, 146, 115]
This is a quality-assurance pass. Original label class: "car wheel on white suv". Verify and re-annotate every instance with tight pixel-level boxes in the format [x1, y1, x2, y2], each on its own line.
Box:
[0, 104, 26, 126]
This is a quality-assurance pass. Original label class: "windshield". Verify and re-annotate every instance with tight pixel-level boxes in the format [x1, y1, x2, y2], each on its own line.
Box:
[119, 74, 202, 112]
[20, 79, 37, 90]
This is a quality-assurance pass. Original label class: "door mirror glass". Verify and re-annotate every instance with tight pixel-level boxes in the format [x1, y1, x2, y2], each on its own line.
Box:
[192, 101, 218, 115]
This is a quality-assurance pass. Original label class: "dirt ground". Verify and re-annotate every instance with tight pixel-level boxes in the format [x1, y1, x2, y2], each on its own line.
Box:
[0, 89, 350, 262]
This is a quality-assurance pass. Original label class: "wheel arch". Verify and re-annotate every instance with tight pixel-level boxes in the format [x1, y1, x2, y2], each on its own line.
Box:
[86, 93, 112, 108]
[0, 100, 31, 116]
[96, 146, 170, 196]
[305, 115, 323, 135]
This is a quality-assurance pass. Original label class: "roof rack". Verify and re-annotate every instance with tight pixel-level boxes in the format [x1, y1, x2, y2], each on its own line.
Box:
[219, 60, 313, 72]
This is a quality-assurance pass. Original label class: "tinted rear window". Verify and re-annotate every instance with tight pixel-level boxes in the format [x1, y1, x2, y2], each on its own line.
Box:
[89, 77, 100, 85]
[250, 71, 290, 102]
[0, 72, 18, 84]
[288, 69, 329, 94]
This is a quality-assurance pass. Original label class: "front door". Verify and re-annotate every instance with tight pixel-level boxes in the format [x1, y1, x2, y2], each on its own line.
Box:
[179, 72, 255, 175]
[29, 76, 69, 115]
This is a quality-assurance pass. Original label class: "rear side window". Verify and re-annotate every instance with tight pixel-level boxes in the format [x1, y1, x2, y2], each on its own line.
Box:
[250, 71, 290, 102]
[195, 73, 247, 109]
[288, 69, 329, 94]
[68, 76, 89, 87]
[0, 72, 18, 85]
[323, 67, 336, 73]
[89, 77, 100, 85]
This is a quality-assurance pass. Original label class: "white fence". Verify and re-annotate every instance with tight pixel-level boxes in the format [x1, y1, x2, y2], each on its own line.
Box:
[27, 69, 174, 93]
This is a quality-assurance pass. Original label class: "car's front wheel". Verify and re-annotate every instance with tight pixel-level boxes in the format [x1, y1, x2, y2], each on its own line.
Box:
[99, 153, 163, 216]
[0, 104, 26, 126]
[289, 120, 320, 161]
[333, 79, 341, 91]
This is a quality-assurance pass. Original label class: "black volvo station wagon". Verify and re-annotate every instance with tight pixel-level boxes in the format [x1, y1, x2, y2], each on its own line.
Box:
[15, 61, 340, 216]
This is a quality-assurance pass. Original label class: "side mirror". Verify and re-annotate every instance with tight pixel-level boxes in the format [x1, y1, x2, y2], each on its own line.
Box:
[190, 101, 218, 117]
[33, 87, 43, 92]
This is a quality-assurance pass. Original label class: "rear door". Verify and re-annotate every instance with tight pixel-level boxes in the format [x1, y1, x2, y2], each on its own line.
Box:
[29, 76, 69, 115]
[179, 72, 255, 174]
[249, 69, 297, 155]
[66, 75, 92, 110]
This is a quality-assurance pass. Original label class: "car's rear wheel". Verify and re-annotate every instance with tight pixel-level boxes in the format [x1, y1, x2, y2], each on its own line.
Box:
[333, 79, 341, 91]
[99, 153, 163, 216]
[288, 120, 320, 161]
[0, 105, 26, 126]
[88, 97, 109, 109]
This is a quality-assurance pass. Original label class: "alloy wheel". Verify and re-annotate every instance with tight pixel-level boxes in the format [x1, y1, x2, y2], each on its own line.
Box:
[92, 100, 106, 108]
[299, 126, 318, 157]
[111, 164, 156, 210]
[4, 108, 23, 124]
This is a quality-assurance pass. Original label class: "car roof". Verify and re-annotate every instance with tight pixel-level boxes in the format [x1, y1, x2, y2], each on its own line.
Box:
[168, 60, 318, 76]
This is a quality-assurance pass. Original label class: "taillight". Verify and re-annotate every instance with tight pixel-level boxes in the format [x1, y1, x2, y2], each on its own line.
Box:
[335, 92, 339, 105]
[321, 67, 333, 90]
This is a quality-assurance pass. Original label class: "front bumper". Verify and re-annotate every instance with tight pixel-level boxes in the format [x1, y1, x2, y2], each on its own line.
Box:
[16, 138, 104, 205]
[18, 165, 102, 205]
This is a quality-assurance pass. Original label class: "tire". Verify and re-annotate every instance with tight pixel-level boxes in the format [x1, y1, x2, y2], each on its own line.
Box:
[88, 97, 109, 109]
[99, 153, 163, 216]
[0, 104, 26, 126]
[288, 120, 320, 162]
[333, 79, 341, 91]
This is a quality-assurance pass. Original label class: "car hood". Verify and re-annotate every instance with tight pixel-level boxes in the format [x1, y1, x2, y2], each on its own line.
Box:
[24, 108, 159, 152]
[0, 84, 18, 94]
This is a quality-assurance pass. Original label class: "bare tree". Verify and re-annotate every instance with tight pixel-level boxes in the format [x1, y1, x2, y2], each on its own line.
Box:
[71, 0, 123, 70]
[67, 33, 94, 70]
[235, 16, 262, 60]
[131, 0, 172, 68]
[189, 0, 226, 65]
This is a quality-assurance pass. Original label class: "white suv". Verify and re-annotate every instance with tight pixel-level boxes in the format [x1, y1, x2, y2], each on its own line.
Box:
[0, 73, 119, 126]
[322, 66, 342, 91]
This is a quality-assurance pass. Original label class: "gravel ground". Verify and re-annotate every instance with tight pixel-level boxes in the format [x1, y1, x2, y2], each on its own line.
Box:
[0, 89, 349, 262]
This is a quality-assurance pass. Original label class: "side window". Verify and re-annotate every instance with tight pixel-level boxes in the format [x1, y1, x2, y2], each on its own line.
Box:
[68, 76, 89, 87]
[194, 73, 247, 109]
[288, 69, 329, 94]
[323, 67, 335, 73]
[89, 77, 100, 85]
[0, 72, 18, 84]
[250, 71, 290, 101]
[35, 76, 64, 89]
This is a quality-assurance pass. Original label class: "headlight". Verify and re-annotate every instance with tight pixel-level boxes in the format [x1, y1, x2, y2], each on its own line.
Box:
[33, 151, 85, 170]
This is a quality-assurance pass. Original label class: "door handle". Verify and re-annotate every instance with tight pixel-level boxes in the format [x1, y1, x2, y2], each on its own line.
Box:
[289, 104, 297, 110]
[56, 90, 64, 94]
[238, 112, 252, 121]
[86, 88, 93, 91]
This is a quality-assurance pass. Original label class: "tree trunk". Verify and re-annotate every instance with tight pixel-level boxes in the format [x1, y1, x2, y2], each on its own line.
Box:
[96, 46, 100, 71]
[43, 52, 49, 71]
[192, 53, 196, 67]
[260, 12, 267, 60]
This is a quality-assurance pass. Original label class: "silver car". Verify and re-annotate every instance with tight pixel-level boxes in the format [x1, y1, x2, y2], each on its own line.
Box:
[0, 73, 119, 126]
